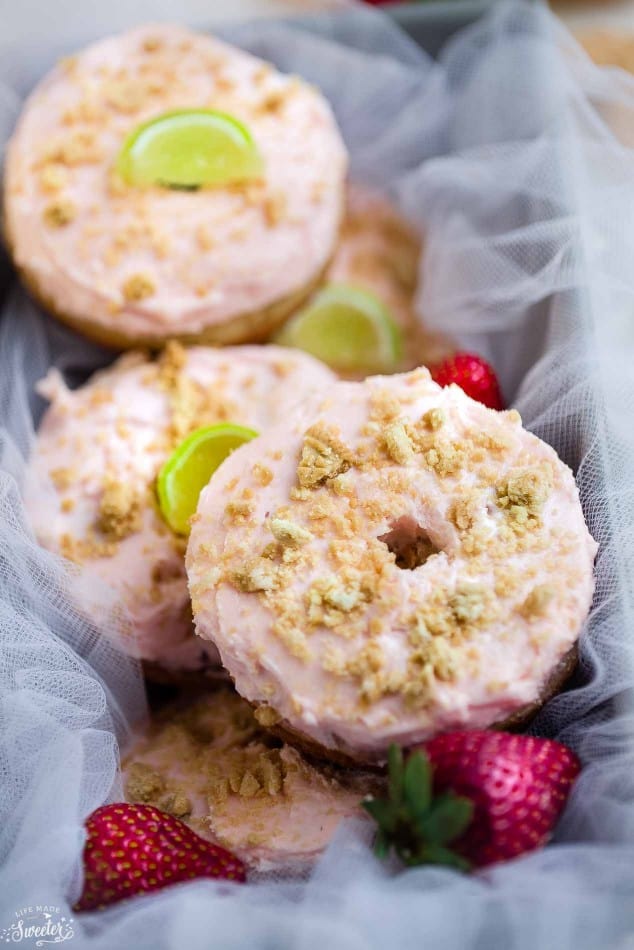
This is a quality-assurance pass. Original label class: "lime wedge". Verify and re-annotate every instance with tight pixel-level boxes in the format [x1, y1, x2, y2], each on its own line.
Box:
[116, 109, 264, 189]
[158, 423, 258, 535]
[275, 284, 402, 374]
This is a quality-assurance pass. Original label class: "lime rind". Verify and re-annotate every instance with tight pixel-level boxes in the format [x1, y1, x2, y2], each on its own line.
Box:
[157, 423, 259, 535]
[116, 109, 264, 189]
[276, 283, 403, 374]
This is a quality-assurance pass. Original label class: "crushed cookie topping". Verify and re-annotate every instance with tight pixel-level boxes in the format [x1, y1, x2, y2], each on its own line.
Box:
[125, 761, 166, 802]
[225, 499, 254, 524]
[519, 584, 555, 619]
[422, 408, 445, 431]
[230, 557, 278, 593]
[297, 423, 352, 489]
[150, 342, 238, 448]
[498, 467, 551, 514]
[307, 574, 369, 616]
[39, 164, 68, 194]
[449, 585, 489, 625]
[43, 199, 76, 227]
[96, 476, 143, 541]
[269, 517, 312, 547]
[369, 388, 402, 424]
[422, 441, 464, 477]
[50, 466, 74, 490]
[59, 531, 118, 564]
[252, 462, 273, 486]
[383, 421, 415, 465]
[125, 762, 191, 818]
[122, 273, 156, 302]
[42, 130, 102, 166]
[262, 190, 287, 227]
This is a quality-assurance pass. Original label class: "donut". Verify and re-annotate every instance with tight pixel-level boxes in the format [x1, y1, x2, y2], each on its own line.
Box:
[187, 368, 597, 764]
[122, 688, 382, 872]
[24, 342, 335, 677]
[4, 24, 347, 348]
[325, 184, 451, 372]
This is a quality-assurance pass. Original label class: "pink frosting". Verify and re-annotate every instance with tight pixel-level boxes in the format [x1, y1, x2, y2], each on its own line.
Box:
[25, 345, 335, 672]
[187, 369, 597, 761]
[5, 24, 347, 340]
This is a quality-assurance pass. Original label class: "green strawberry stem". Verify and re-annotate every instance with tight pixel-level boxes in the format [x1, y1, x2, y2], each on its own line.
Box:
[363, 744, 474, 871]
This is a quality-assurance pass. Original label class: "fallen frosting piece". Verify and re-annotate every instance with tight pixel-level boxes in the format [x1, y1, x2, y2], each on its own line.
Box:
[24, 342, 335, 676]
[122, 689, 382, 872]
[187, 368, 597, 764]
[4, 24, 347, 347]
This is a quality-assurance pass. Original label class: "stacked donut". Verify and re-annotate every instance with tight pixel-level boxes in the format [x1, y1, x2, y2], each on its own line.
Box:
[6, 24, 597, 873]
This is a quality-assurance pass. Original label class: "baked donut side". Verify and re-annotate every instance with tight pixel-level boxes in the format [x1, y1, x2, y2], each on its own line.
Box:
[4, 24, 347, 346]
[24, 342, 336, 676]
[187, 369, 597, 764]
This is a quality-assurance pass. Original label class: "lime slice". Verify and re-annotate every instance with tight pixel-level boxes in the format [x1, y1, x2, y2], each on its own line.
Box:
[157, 423, 258, 535]
[116, 109, 264, 189]
[275, 284, 402, 374]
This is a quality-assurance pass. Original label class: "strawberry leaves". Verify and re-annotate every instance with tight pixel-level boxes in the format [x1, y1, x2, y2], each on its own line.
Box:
[366, 733, 580, 871]
[363, 745, 473, 870]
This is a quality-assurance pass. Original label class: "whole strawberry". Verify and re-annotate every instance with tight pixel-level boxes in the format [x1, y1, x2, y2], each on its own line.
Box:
[430, 352, 504, 410]
[363, 732, 580, 870]
[76, 803, 246, 911]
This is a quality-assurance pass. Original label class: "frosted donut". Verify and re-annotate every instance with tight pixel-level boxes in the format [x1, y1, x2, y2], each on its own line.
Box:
[122, 689, 381, 872]
[187, 368, 597, 764]
[24, 342, 335, 676]
[4, 24, 347, 348]
[327, 184, 451, 372]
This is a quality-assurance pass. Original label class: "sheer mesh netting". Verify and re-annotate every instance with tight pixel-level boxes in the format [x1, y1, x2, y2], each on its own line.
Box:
[1, 3, 634, 947]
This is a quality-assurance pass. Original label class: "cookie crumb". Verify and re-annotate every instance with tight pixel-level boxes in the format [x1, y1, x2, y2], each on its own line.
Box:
[383, 421, 415, 465]
[96, 477, 143, 540]
[125, 761, 165, 802]
[43, 199, 76, 227]
[297, 423, 351, 489]
[269, 517, 312, 547]
[519, 584, 555, 619]
[122, 273, 156, 302]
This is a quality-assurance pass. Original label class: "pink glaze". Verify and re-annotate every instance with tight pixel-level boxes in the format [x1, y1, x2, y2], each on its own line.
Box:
[187, 369, 597, 762]
[5, 24, 347, 341]
[25, 344, 335, 672]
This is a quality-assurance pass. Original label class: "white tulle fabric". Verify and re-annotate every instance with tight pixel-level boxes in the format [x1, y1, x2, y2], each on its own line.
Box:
[1, 3, 634, 947]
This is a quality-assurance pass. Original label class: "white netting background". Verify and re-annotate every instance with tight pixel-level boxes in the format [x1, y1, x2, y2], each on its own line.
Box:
[1, 3, 634, 947]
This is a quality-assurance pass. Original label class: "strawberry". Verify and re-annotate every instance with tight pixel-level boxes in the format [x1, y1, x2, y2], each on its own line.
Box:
[363, 732, 580, 870]
[75, 803, 246, 911]
[429, 352, 504, 410]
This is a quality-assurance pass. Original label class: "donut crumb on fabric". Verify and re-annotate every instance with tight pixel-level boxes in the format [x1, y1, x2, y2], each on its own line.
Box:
[126, 761, 166, 801]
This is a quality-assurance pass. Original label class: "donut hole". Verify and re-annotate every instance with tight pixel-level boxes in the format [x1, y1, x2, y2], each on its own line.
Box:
[378, 516, 439, 570]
